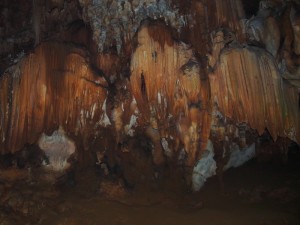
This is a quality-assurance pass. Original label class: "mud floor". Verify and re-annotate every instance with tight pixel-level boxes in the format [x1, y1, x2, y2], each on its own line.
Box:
[1, 152, 300, 225]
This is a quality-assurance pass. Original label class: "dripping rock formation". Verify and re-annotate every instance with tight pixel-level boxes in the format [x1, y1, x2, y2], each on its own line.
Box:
[0, 0, 300, 203]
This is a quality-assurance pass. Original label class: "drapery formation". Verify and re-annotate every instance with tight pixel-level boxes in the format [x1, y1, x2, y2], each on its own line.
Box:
[210, 46, 300, 143]
[130, 22, 211, 166]
[0, 0, 299, 180]
[0, 43, 108, 153]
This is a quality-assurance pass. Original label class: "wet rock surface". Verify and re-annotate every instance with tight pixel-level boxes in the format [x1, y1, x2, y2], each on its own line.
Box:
[1, 1, 300, 196]
[0, 1, 300, 224]
[0, 178, 59, 224]
[0, 155, 298, 225]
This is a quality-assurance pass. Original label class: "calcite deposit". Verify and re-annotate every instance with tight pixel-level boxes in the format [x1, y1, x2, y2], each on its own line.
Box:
[0, 0, 299, 190]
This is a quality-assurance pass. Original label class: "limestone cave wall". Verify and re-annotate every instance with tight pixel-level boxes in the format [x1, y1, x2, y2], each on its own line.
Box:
[0, 0, 299, 189]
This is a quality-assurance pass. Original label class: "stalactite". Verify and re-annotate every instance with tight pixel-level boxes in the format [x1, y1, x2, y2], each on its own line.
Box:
[0, 43, 108, 154]
[130, 22, 211, 167]
[209, 40, 300, 143]
[1, 0, 300, 192]
[78, 0, 186, 52]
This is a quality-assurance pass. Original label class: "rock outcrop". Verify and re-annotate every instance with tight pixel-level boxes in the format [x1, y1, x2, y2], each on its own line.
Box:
[0, 0, 299, 189]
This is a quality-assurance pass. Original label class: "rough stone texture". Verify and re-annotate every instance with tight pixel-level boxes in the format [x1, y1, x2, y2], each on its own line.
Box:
[210, 45, 299, 142]
[0, 0, 83, 73]
[0, 43, 108, 153]
[38, 126, 76, 172]
[79, 0, 186, 53]
[130, 22, 211, 166]
[0, 0, 300, 189]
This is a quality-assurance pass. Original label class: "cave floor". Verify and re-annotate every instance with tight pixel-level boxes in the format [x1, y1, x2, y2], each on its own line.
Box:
[1, 157, 300, 225]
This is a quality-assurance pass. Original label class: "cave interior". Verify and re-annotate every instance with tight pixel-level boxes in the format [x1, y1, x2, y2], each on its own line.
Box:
[0, 0, 300, 225]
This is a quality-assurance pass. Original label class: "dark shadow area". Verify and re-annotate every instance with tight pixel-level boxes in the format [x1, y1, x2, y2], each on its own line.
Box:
[241, 0, 260, 18]
[0, 140, 299, 225]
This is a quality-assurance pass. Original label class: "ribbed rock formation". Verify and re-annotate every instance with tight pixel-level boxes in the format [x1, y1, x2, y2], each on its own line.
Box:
[0, 0, 299, 189]
[0, 43, 108, 153]
[130, 22, 211, 166]
[210, 45, 299, 142]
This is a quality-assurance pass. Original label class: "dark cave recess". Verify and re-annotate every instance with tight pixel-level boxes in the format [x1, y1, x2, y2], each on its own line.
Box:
[241, 0, 261, 18]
